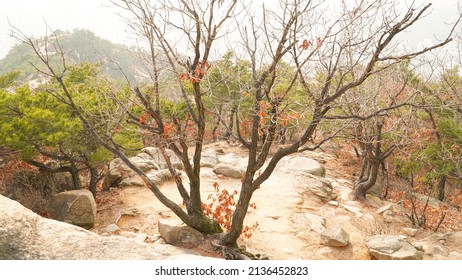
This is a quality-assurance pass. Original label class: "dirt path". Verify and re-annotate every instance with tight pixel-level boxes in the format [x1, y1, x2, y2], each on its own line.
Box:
[94, 144, 376, 260]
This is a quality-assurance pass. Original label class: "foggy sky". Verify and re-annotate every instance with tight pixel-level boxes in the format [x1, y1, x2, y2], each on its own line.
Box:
[0, 0, 460, 59]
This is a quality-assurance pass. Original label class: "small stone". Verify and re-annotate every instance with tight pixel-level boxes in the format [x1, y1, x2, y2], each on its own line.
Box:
[328, 201, 339, 207]
[320, 227, 350, 247]
[102, 223, 120, 234]
[377, 204, 394, 214]
[268, 215, 281, 220]
[215, 148, 225, 154]
[414, 244, 424, 251]
[401, 228, 418, 237]
[382, 209, 395, 217]
[147, 234, 161, 243]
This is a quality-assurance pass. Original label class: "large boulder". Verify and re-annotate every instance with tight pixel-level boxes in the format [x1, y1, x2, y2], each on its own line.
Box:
[103, 147, 182, 189]
[275, 156, 336, 202]
[158, 219, 204, 245]
[129, 154, 160, 172]
[200, 149, 219, 168]
[50, 189, 96, 229]
[142, 147, 183, 170]
[102, 158, 129, 190]
[146, 169, 174, 185]
[365, 235, 423, 260]
[0, 195, 214, 260]
[276, 156, 326, 177]
[213, 163, 245, 178]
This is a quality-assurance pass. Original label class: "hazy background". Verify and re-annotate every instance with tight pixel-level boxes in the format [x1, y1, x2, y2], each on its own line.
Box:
[0, 0, 460, 59]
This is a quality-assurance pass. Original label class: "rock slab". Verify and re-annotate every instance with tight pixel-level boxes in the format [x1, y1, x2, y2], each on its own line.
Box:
[365, 235, 423, 260]
[276, 156, 326, 177]
[0, 195, 212, 260]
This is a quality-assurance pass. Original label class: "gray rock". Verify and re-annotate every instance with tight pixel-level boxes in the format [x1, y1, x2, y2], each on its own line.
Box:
[129, 155, 160, 172]
[102, 158, 127, 189]
[0, 195, 211, 260]
[217, 153, 241, 165]
[119, 176, 146, 187]
[146, 169, 174, 185]
[303, 176, 337, 201]
[213, 163, 245, 178]
[201, 149, 219, 168]
[50, 189, 96, 229]
[365, 235, 423, 260]
[321, 227, 350, 247]
[142, 147, 183, 170]
[158, 219, 204, 246]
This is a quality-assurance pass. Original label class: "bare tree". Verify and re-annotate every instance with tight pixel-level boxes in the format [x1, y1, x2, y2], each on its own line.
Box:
[16, 0, 243, 234]
[220, 0, 457, 247]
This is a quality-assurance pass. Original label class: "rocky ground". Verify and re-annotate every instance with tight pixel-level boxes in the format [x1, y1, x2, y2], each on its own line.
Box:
[91, 142, 462, 260]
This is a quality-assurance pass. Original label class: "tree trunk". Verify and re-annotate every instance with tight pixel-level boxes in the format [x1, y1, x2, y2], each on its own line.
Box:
[437, 175, 446, 201]
[353, 158, 380, 201]
[70, 162, 81, 190]
[88, 167, 98, 198]
[223, 106, 235, 140]
[211, 104, 223, 140]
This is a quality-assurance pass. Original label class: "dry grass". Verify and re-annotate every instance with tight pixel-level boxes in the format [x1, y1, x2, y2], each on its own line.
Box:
[2, 169, 70, 217]
[351, 216, 398, 237]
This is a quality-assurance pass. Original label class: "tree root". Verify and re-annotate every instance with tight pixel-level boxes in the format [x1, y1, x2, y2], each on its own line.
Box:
[209, 234, 269, 260]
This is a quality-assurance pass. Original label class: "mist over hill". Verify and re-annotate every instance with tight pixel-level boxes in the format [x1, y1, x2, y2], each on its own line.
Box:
[0, 29, 145, 83]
